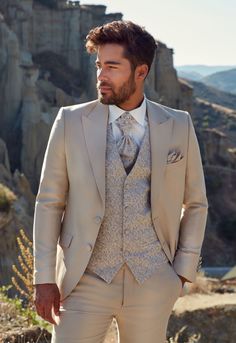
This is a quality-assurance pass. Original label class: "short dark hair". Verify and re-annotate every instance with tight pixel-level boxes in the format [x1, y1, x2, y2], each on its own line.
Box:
[85, 20, 157, 74]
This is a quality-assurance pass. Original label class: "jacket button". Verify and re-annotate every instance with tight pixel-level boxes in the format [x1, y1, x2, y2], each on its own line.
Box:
[94, 215, 102, 224]
[86, 243, 93, 252]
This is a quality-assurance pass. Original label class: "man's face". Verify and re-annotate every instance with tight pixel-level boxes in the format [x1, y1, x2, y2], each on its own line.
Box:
[96, 44, 136, 106]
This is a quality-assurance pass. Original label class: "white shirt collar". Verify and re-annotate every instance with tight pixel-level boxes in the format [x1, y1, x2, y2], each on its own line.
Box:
[108, 96, 147, 126]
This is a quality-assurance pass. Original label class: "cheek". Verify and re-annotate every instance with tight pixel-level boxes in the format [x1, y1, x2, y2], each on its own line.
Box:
[115, 72, 132, 85]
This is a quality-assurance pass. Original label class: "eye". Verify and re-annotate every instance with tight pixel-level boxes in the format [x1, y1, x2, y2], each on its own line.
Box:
[95, 63, 101, 69]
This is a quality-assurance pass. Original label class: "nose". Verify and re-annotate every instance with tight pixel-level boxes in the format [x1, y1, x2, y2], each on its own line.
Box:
[97, 68, 108, 82]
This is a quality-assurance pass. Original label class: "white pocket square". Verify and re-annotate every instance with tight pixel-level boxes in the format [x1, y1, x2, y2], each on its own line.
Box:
[167, 150, 183, 164]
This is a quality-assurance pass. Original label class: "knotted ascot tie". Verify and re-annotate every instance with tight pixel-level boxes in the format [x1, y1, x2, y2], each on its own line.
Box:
[116, 112, 139, 173]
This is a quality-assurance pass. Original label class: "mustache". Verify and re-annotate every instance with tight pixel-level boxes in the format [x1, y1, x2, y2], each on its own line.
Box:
[97, 82, 113, 89]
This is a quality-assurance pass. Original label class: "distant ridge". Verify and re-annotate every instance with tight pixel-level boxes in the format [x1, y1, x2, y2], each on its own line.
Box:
[180, 77, 236, 111]
[176, 64, 236, 78]
[202, 68, 236, 95]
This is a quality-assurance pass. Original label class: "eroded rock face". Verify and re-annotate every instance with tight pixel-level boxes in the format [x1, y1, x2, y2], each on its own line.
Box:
[198, 126, 236, 170]
[191, 97, 236, 266]
[203, 165, 236, 266]
[0, 14, 22, 144]
[19, 63, 55, 193]
[147, 41, 193, 113]
[0, 165, 35, 287]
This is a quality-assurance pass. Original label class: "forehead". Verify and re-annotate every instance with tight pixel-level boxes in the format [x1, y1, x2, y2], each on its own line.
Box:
[96, 43, 127, 63]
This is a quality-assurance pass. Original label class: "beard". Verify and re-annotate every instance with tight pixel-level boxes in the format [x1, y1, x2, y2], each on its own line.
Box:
[97, 72, 136, 105]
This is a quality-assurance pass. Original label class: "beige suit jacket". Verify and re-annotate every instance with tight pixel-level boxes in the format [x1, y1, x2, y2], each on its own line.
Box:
[33, 99, 208, 300]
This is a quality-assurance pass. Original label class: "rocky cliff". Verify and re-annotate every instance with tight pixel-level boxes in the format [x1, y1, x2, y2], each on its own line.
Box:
[191, 98, 236, 266]
[0, 152, 35, 287]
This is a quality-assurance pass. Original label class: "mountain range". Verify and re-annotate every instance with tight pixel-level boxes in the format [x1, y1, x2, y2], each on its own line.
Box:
[176, 65, 236, 95]
[202, 68, 236, 95]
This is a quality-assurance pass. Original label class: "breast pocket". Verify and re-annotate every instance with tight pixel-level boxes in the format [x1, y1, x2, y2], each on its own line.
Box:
[166, 156, 185, 169]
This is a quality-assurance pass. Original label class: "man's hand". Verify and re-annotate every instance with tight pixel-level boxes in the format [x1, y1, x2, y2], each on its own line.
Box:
[34, 283, 60, 325]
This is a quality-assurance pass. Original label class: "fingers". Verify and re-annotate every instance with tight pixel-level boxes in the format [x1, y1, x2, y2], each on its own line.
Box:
[35, 299, 57, 325]
[54, 296, 60, 316]
[34, 283, 60, 325]
[44, 305, 58, 325]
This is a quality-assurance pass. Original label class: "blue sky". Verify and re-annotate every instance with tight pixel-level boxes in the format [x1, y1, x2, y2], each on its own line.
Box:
[79, 0, 236, 66]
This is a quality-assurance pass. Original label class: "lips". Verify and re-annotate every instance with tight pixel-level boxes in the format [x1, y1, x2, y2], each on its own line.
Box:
[98, 82, 112, 90]
[99, 87, 112, 92]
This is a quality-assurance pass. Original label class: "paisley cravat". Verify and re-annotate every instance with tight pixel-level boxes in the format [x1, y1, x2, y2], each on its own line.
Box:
[116, 112, 139, 173]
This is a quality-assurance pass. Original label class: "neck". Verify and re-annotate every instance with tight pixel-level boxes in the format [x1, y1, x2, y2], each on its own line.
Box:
[117, 92, 145, 111]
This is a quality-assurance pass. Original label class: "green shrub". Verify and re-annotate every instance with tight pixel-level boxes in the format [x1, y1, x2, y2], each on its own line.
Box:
[0, 285, 50, 330]
[0, 229, 51, 331]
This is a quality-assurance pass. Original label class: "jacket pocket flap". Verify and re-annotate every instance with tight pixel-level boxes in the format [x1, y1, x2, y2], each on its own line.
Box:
[59, 232, 73, 248]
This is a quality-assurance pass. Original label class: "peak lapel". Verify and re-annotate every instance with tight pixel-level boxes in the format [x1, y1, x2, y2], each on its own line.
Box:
[147, 100, 174, 218]
[81, 102, 108, 210]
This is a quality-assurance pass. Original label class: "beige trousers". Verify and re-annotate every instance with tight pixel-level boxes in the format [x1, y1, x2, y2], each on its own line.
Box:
[52, 262, 182, 343]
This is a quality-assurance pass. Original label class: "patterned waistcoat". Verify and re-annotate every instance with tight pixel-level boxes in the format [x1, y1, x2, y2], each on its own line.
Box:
[86, 119, 168, 284]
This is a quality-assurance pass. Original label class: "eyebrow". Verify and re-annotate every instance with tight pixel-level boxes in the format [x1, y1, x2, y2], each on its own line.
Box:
[95, 60, 121, 66]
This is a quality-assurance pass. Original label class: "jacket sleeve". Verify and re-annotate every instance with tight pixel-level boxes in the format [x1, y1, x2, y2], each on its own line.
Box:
[173, 112, 208, 282]
[33, 107, 69, 284]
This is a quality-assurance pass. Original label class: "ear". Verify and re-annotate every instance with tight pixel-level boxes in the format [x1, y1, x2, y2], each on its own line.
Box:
[135, 64, 149, 80]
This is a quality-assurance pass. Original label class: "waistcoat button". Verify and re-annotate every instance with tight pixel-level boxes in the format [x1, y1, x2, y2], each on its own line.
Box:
[86, 243, 93, 252]
[94, 215, 102, 224]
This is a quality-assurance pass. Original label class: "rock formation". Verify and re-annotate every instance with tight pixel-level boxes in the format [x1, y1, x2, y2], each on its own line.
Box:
[20, 60, 55, 193]
[0, 165, 35, 287]
[0, 13, 22, 148]
[146, 41, 193, 113]
[191, 97, 236, 266]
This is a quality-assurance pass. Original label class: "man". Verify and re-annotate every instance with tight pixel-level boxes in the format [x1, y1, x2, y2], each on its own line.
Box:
[34, 21, 208, 342]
